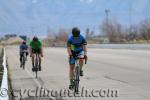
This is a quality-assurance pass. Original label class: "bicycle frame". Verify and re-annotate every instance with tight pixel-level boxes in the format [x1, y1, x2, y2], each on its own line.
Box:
[21, 51, 27, 70]
[73, 55, 87, 93]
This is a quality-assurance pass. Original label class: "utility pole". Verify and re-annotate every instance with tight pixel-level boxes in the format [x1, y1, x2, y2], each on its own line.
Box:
[105, 9, 110, 26]
[105, 9, 110, 37]
[129, 4, 132, 34]
[31, 27, 35, 35]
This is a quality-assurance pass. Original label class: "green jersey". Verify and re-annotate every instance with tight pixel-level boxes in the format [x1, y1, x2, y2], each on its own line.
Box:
[30, 40, 42, 49]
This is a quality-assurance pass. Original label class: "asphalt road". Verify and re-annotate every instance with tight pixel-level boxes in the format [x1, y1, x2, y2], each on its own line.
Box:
[6, 46, 150, 100]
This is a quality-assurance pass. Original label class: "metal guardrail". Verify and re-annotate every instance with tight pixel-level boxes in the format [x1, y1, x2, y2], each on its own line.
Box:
[0, 48, 8, 100]
[88, 44, 150, 50]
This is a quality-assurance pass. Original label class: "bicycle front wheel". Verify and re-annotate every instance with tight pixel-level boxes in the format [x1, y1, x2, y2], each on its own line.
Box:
[74, 66, 80, 93]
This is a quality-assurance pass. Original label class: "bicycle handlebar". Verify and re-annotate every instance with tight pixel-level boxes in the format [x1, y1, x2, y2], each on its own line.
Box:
[73, 56, 87, 64]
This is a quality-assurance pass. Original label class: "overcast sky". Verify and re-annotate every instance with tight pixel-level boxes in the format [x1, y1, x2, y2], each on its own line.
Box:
[0, 0, 149, 36]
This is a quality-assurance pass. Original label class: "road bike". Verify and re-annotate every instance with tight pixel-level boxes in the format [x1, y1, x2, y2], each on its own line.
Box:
[20, 50, 28, 70]
[74, 55, 87, 93]
[33, 52, 40, 78]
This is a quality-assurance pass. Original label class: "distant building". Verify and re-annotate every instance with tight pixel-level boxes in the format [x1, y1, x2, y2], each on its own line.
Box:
[92, 36, 110, 44]
[19, 35, 27, 41]
[5, 34, 17, 39]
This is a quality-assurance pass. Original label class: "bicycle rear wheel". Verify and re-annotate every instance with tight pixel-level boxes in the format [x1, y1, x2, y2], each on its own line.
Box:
[22, 53, 26, 70]
[35, 54, 39, 78]
[20, 57, 23, 68]
[35, 70, 38, 78]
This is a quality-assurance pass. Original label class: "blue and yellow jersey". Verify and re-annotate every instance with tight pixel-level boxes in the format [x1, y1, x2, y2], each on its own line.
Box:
[67, 33, 87, 52]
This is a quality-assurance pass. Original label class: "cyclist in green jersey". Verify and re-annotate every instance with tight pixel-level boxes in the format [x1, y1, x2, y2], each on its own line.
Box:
[29, 36, 43, 71]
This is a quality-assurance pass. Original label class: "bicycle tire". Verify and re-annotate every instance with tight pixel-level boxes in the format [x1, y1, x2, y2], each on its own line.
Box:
[74, 66, 80, 93]
[20, 57, 23, 68]
[35, 53, 39, 78]
[22, 53, 26, 70]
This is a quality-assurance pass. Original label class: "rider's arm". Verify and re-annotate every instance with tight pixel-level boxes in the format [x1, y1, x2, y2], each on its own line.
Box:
[38, 40, 44, 57]
[25, 45, 29, 51]
[29, 42, 32, 56]
[67, 40, 72, 56]
[83, 45, 87, 55]
[19, 45, 22, 53]
[41, 43, 44, 56]
[29, 46, 32, 55]
[67, 47, 72, 56]
[82, 37, 87, 55]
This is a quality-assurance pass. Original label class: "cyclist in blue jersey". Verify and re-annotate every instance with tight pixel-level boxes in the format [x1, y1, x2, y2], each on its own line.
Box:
[67, 27, 87, 89]
[19, 41, 29, 66]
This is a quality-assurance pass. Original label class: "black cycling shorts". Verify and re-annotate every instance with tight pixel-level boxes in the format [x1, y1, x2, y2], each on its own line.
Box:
[71, 50, 84, 58]
[69, 50, 84, 65]
[32, 48, 41, 54]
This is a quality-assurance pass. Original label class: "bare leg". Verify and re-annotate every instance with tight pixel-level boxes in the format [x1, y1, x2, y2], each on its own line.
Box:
[39, 55, 42, 71]
[32, 54, 35, 68]
[69, 64, 75, 85]
[79, 59, 84, 76]
[79, 59, 84, 71]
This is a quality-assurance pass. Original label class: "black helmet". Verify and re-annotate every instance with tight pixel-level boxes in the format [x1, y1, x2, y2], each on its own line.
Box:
[33, 36, 38, 42]
[72, 27, 80, 37]
[22, 41, 26, 44]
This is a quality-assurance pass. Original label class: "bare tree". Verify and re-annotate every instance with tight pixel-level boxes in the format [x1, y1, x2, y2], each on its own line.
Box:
[125, 25, 139, 41]
[101, 19, 125, 43]
[139, 19, 150, 40]
[85, 28, 94, 39]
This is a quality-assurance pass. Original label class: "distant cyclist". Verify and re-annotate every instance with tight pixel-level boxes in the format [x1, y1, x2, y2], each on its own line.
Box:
[19, 41, 29, 66]
[67, 27, 87, 89]
[29, 36, 43, 71]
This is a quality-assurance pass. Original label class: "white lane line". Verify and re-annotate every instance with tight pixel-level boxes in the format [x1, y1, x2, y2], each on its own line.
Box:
[6, 46, 56, 99]
[0, 48, 8, 100]
[25, 68, 41, 87]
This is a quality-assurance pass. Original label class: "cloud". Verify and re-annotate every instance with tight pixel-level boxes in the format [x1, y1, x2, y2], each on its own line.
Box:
[80, 0, 95, 4]
[32, 0, 38, 4]
[132, 0, 149, 14]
